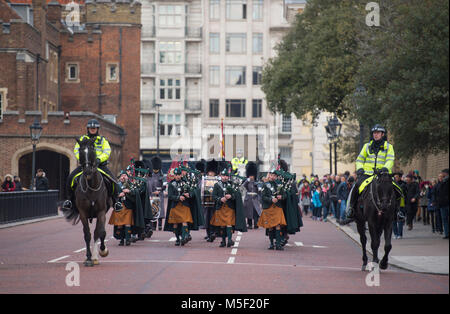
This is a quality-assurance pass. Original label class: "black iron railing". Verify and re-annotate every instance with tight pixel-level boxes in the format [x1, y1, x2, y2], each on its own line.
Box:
[0, 190, 59, 224]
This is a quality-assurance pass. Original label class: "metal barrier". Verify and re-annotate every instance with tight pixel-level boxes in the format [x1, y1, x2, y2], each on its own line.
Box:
[0, 190, 59, 224]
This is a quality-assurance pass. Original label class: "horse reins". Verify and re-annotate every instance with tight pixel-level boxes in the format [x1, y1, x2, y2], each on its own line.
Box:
[370, 175, 393, 217]
[80, 172, 104, 193]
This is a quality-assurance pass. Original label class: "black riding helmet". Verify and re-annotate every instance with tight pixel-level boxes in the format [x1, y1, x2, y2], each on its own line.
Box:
[86, 119, 100, 137]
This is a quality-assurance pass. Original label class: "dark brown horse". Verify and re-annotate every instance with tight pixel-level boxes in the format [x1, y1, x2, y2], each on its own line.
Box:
[354, 170, 396, 271]
[62, 137, 110, 266]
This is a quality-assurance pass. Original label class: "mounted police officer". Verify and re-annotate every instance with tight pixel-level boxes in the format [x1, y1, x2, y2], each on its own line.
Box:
[62, 119, 122, 212]
[342, 124, 395, 224]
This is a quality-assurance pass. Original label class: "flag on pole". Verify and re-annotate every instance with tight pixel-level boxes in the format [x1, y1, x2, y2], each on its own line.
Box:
[220, 118, 225, 161]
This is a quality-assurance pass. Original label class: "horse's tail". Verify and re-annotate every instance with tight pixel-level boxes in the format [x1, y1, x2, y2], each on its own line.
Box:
[60, 202, 80, 225]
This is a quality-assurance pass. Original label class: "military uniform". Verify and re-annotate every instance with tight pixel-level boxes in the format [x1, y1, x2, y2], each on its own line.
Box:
[147, 156, 166, 231]
[211, 167, 247, 247]
[243, 161, 261, 229]
[164, 168, 204, 246]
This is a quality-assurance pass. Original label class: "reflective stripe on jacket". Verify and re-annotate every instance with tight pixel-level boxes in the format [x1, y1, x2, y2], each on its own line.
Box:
[355, 141, 395, 175]
[74, 135, 112, 163]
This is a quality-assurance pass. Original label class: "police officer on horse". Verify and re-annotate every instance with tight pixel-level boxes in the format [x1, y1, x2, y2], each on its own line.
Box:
[342, 124, 395, 224]
[62, 119, 122, 212]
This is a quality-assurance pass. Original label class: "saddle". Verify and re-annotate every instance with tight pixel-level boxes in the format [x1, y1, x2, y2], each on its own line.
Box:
[358, 175, 404, 203]
[71, 168, 116, 196]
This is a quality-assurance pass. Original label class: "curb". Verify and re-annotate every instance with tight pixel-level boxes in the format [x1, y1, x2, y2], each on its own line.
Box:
[0, 213, 64, 229]
[327, 217, 449, 276]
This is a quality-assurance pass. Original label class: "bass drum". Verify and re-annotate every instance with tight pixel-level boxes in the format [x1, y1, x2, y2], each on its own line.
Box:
[203, 176, 218, 207]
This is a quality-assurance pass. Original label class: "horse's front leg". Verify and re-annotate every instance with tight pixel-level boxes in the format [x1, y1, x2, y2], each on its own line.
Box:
[95, 211, 109, 261]
[368, 224, 381, 264]
[380, 219, 393, 270]
[81, 216, 93, 267]
[356, 220, 368, 271]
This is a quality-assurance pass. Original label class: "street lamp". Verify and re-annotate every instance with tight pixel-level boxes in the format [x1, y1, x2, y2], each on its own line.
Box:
[29, 118, 43, 190]
[155, 103, 162, 157]
[354, 84, 367, 152]
[325, 114, 342, 175]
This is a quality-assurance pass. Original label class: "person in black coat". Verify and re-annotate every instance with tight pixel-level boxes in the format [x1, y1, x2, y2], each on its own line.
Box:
[35, 169, 49, 191]
[404, 174, 420, 230]
[435, 169, 449, 239]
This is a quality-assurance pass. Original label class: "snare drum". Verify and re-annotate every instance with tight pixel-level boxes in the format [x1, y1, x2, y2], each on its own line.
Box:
[203, 176, 218, 207]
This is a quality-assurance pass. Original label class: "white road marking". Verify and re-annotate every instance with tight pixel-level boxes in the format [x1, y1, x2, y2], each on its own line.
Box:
[74, 248, 86, 253]
[169, 237, 176, 242]
[227, 257, 235, 264]
[295, 242, 304, 247]
[237, 231, 242, 235]
[231, 248, 238, 255]
[48, 255, 70, 263]
[312, 245, 328, 248]
[233, 241, 240, 248]
[236, 236, 242, 242]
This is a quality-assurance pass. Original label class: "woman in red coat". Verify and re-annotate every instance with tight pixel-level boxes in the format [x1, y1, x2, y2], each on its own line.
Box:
[2, 174, 16, 192]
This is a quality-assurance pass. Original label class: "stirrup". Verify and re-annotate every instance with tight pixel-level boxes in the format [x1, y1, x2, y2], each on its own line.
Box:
[62, 200, 72, 210]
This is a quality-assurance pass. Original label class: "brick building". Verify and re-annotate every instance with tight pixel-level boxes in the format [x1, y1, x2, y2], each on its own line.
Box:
[0, 0, 141, 195]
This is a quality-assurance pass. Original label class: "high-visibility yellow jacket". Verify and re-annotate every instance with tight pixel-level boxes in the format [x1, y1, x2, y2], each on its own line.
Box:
[74, 135, 112, 163]
[356, 140, 395, 175]
[231, 157, 248, 171]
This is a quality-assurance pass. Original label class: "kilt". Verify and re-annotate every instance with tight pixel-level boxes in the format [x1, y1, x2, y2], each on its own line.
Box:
[258, 204, 287, 229]
[168, 202, 193, 224]
[210, 204, 236, 227]
[108, 207, 134, 226]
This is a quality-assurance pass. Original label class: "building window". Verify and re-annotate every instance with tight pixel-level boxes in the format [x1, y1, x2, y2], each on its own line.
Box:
[226, 0, 247, 20]
[253, 0, 263, 20]
[253, 33, 263, 54]
[279, 147, 292, 168]
[226, 99, 246, 118]
[252, 66, 262, 85]
[282, 114, 292, 133]
[2, 23, 10, 34]
[66, 63, 79, 82]
[209, 66, 220, 86]
[226, 33, 246, 53]
[252, 99, 262, 118]
[210, 0, 220, 20]
[159, 5, 183, 27]
[210, 99, 219, 118]
[158, 114, 182, 136]
[160, 78, 181, 100]
[226, 66, 246, 86]
[0, 90, 6, 120]
[159, 41, 182, 64]
[106, 63, 119, 83]
[209, 33, 220, 54]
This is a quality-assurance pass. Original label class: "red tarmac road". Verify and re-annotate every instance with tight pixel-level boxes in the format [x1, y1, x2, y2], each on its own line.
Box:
[0, 212, 448, 294]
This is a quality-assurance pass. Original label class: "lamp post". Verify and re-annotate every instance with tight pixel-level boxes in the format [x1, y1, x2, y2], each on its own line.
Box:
[325, 114, 342, 175]
[355, 84, 367, 152]
[29, 118, 43, 190]
[155, 103, 162, 157]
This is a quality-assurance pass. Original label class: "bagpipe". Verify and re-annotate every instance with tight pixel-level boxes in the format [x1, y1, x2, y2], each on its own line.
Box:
[274, 169, 296, 196]
[221, 174, 246, 196]
[180, 165, 202, 194]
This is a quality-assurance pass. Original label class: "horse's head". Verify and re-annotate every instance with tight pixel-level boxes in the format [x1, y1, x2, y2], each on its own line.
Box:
[76, 137, 99, 179]
[375, 171, 395, 212]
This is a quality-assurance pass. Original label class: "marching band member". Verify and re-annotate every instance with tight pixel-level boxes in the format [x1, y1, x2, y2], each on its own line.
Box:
[258, 167, 287, 251]
[164, 167, 204, 246]
[109, 172, 133, 246]
[203, 159, 219, 242]
[211, 164, 247, 248]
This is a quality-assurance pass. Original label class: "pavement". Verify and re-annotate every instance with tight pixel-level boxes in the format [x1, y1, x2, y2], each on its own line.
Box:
[327, 216, 449, 275]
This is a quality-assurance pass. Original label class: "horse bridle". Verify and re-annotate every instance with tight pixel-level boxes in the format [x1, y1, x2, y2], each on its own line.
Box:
[80, 172, 104, 193]
[370, 175, 393, 217]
